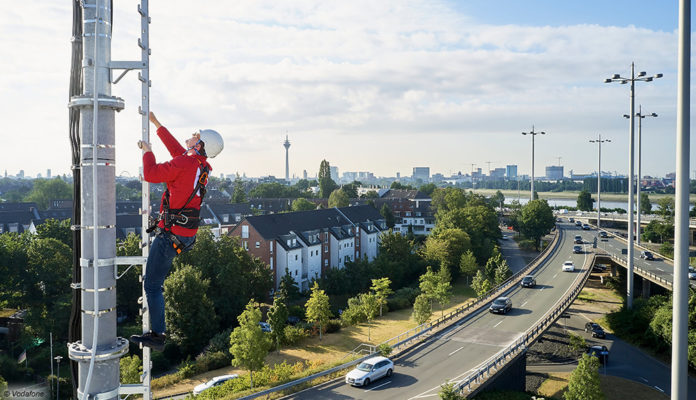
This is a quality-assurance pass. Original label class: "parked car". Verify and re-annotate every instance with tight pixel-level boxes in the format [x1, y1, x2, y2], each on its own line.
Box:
[640, 251, 655, 261]
[584, 322, 606, 338]
[586, 345, 609, 364]
[574, 235, 583, 244]
[345, 356, 394, 387]
[592, 264, 608, 273]
[259, 322, 271, 332]
[562, 260, 575, 272]
[689, 266, 696, 280]
[582, 224, 591, 230]
[193, 375, 239, 395]
[573, 245, 583, 254]
[489, 297, 513, 314]
[520, 275, 536, 288]
[287, 316, 300, 325]
[599, 231, 609, 238]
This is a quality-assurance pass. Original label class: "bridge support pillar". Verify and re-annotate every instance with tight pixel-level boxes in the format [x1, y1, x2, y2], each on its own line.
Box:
[610, 264, 618, 277]
[642, 278, 651, 298]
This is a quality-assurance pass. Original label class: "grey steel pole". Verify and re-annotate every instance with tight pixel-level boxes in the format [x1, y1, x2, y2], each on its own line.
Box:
[627, 63, 635, 309]
[598, 136, 602, 228]
[636, 106, 642, 244]
[531, 131, 535, 201]
[67, 0, 126, 399]
[672, 0, 690, 397]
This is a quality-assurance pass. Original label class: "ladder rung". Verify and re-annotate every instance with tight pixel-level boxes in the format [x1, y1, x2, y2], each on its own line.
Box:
[119, 384, 149, 395]
[115, 256, 148, 265]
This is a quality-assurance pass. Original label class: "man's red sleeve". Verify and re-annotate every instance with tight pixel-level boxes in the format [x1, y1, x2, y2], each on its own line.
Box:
[142, 151, 181, 183]
[157, 126, 186, 157]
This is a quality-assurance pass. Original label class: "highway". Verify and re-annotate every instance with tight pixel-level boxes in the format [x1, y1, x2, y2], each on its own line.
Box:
[286, 223, 595, 399]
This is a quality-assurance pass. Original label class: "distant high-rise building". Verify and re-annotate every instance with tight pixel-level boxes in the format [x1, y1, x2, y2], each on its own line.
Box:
[17, 170, 24, 179]
[396, 172, 400, 179]
[46, 169, 51, 179]
[506, 165, 517, 179]
[412, 167, 430, 182]
[303, 170, 307, 180]
[330, 166, 339, 182]
[283, 135, 291, 181]
[490, 168, 506, 179]
[545, 165, 564, 180]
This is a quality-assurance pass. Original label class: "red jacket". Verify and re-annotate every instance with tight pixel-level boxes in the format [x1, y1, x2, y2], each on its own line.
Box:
[143, 126, 212, 237]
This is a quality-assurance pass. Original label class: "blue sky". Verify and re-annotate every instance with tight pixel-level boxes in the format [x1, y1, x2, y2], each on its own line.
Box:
[0, 1, 693, 180]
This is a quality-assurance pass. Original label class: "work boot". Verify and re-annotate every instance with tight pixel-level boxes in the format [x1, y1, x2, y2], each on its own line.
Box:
[129, 331, 165, 351]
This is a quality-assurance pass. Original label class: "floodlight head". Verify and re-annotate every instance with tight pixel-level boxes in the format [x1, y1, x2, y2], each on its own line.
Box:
[612, 74, 620, 79]
[604, 78, 612, 83]
[655, 73, 663, 78]
[589, 140, 596, 143]
[606, 139, 611, 142]
[638, 71, 646, 77]
[521, 132, 527, 135]
[646, 77, 653, 82]
[540, 131, 546, 135]
[621, 80, 628, 84]
[651, 113, 658, 117]
[623, 114, 630, 118]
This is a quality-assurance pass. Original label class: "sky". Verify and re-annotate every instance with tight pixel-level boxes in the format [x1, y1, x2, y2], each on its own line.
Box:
[0, 1, 693, 181]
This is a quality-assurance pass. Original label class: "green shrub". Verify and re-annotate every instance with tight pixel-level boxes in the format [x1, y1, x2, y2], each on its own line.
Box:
[206, 328, 233, 354]
[195, 351, 231, 372]
[325, 319, 342, 334]
[393, 287, 419, 304]
[377, 343, 392, 357]
[568, 332, 586, 353]
[282, 325, 308, 346]
[517, 239, 536, 251]
[288, 305, 305, 319]
[0, 354, 31, 381]
[177, 358, 198, 379]
[386, 296, 411, 311]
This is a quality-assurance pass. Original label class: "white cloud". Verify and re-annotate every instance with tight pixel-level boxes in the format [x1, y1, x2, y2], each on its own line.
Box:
[0, 0, 690, 180]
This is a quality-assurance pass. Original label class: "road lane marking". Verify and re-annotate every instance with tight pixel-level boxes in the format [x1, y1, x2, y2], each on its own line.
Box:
[448, 346, 464, 356]
[654, 386, 664, 393]
[640, 377, 648, 382]
[521, 301, 528, 307]
[493, 320, 503, 328]
[657, 267, 664, 272]
[552, 273, 558, 279]
[364, 380, 391, 392]
[540, 287, 545, 292]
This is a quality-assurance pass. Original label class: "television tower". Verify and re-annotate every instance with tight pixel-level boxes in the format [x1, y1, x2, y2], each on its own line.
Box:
[283, 135, 291, 182]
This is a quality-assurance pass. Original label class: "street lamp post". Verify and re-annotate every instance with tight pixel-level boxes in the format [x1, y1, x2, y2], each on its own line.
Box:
[605, 63, 662, 310]
[589, 135, 610, 229]
[521, 126, 546, 201]
[54, 356, 62, 400]
[624, 106, 658, 245]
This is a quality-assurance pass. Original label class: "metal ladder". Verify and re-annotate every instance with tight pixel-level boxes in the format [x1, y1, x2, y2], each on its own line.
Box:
[110, 1, 152, 398]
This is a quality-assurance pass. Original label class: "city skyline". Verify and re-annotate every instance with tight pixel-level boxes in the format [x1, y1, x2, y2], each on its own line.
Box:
[1, 1, 691, 179]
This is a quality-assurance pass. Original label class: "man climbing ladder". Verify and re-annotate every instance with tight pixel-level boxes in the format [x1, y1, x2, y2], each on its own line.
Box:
[130, 111, 224, 350]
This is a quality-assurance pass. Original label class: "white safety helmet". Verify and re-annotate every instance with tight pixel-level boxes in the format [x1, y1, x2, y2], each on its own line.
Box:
[196, 129, 224, 158]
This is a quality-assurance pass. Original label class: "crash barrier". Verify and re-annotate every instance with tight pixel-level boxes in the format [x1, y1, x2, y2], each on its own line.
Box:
[603, 253, 673, 289]
[236, 230, 562, 400]
[455, 253, 595, 397]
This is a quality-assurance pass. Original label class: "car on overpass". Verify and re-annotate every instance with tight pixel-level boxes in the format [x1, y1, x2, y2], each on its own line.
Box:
[599, 231, 609, 239]
[345, 356, 394, 387]
[584, 322, 606, 338]
[640, 251, 655, 261]
[586, 345, 609, 364]
[562, 260, 575, 272]
[489, 297, 512, 314]
[574, 235, 583, 244]
[520, 275, 536, 288]
[582, 224, 591, 230]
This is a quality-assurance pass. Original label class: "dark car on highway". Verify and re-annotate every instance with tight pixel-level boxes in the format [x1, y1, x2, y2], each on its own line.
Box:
[573, 245, 582, 254]
[640, 251, 655, 261]
[586, 345, 609, 364]
[520, 275, 536, 288]
[574, 235, 583, 244]
[599, 231, 608, 238]
[584, 322, 606, 338]
[489, 297, 512, 314]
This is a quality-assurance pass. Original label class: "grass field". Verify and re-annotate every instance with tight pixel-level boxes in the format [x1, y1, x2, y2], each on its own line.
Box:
[537, 372, 669, 400]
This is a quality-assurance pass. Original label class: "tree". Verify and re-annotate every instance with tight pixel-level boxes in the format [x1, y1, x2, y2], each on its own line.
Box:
[380, 204, 395, 229]
[640, 192, 652, 214]
[24, 178, 72, 209]
[471, 270, 492, 297]
[656, 197, 675, 218]
[341, 294, 367, 326]
[318, 160, 338, 198]
[279, 268, 301, 301]
[267, 292, 289, 354]
[434, 264, 453, 316]
[116, 233, 144, 321]
[419, 183, 437, 196]
[459, 250, 478, 285]
[493, 260, 512, 285]
[563, 353, 604, 400]
[422, 228, 471, 275]
[362, 190, 379, 199]
[438, 382, 464, 399]
[412, 294, 432, 325]
[120, 355, 142, 384]
[232, 174, 247, 203]
[291, 198, 316, 212]
[370, 277, 393, 317]
[419, 266, 439, 310]
[229, 300, 271, 389]
[493, 190, 505, 210]
[361, 292, 379, 341]
[577, 189, 594, 211]
[484, 248, 503, 280]
[341, 182, 360, 199]
[328, 188, 349, 208]
[518, 199, 555, 250]
[35, 218, 72, 248]
[164, 264, 217, 355]
[305, 282, 332, 340]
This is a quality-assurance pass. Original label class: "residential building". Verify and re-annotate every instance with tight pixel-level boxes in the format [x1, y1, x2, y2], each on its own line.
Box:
[229, 205, 387, 291]
[372, 189, 434, 236]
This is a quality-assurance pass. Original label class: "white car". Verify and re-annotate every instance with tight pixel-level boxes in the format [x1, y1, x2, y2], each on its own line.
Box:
[688, 266, 696, 280]
[193, 374, 238, 395]
[345, 356, 394, 387]
[562, 260, 575, 272]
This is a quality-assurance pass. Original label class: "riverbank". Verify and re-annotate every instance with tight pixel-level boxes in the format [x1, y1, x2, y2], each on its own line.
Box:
[469, 188, 695, 203]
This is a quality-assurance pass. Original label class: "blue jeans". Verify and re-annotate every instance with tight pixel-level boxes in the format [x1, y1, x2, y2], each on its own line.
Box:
[144, 232, 196, 334]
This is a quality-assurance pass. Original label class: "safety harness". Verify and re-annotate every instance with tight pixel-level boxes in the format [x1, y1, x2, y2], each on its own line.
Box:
[147, 159, 209, 254]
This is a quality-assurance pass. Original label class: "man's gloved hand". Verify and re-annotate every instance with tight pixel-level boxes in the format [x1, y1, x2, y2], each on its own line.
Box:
[138, 140, 152, 152]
